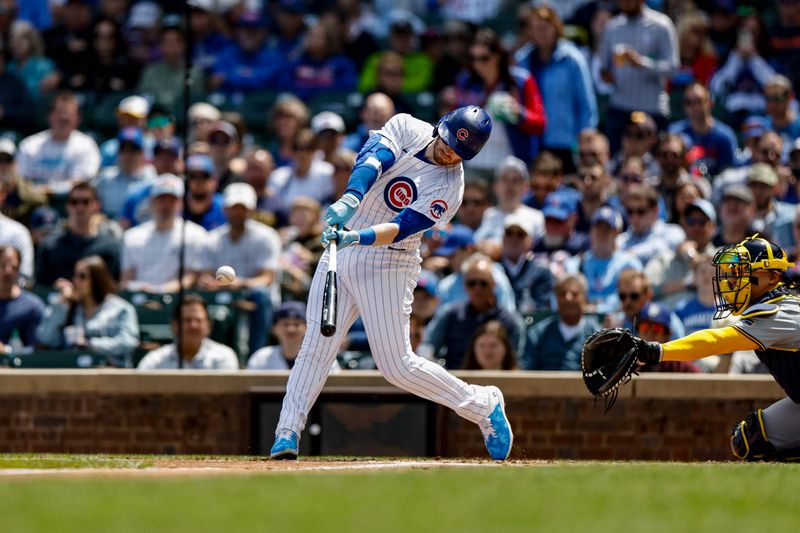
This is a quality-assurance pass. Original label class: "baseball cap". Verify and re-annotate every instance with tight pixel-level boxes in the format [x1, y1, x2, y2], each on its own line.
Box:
[237, 10, 264, 28]
[590, 206, 623, 231]
[189, 0, 215, 12]
[117, 127, 144, 149]
[389, 9, 424, 35]
[150, 174, 185, 198]
[188, 102, 221, 123]
[186, 153, 215, 175]
[504, 213, 532, 236]
[0, 138, 16, 157]
[208, 121, 239, 143]
[415, 269, 439, 297]
[153, 137, 182, 157]
[223, 182, 257, 209]
[434, 224, 475, 257]
[747, 162, 779, 187]
[311, 111, 345, 135]
[741, 116, 768, 140]
[30, 206, 60, 231]
[542, 191, 577, 221]
[495, 155, 528, 181]
[637, 302, 672, 332]
[722, 185, 755, 204]
[274, 301, 306, 323]
[117, 95, 149, 119]
[684, 198, 717, 224]
[128, 1, 161, 29]
[626, 111, 657, 135]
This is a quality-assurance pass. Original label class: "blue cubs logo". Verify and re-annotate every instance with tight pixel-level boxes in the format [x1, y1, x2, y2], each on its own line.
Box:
[384, 176, 417, 212]
[429, 199, 448, 219]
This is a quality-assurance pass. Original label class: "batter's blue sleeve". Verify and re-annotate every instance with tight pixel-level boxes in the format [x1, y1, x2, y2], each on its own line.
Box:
[344, 134, 397, 201]
[390, 208, 435, 242]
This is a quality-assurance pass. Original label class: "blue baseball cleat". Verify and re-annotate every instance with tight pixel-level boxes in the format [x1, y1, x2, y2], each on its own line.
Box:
[270, 430, 299, 460]
[479, 386, 513, 461]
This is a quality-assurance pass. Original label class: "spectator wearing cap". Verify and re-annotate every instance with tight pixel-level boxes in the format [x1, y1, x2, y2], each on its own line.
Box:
[524, 151, 562, 211]
[668, 81, 738, 177]
[422, 253, 524, 370]
[435, 225, 516, 312]
[95, 127, 157, 219]
[280, 20, 357, 100]
[533, 190, 588, 273]
[344, 92, 395, 153]
[645, 198, 717, 309]
[652, 133, 691, 223]
[184, 153, 226, 232]
[636, 301, 699, 373]
[455, 178, 491, 232]
[123, 1, 162, 65]
[455, 28, 545, 175]
[138, 294, 239, 370]
[311, 111, 345, 164]
[207, 120, 243, 192]
[137, 23, 204, 108]
[359, 10, 433, 94]
[523, 273, 600, 371]
[500, 215, 553, 314]
[0, 47, 35, 131]
[617, 184, 685, 266]
[712, 185, 758, 247]
[145, 104, 177, 150]
[188, 0, 233, 74]
[0, 245, 44, 354]
[270, 129, 334, 221]
[272, 0, 309, 59]
[209, 10, 283, 96]
[121, 174, 209, 293]
[247, 301, 340, 371]
[17, 91, 100, 189]
[0, 138, 46, 226]
[747, 162, 795, 249]
[475, 155, 544, 251]
[412, 269, 440, 325]
[738, 116, 770, 167]
[598, 0, 678, 152]
[188, 102, 221, 144]
[566, 206, 641, 313]
[0, 185, 34, 282]
[152, 137, 183, 176]
[609, 111, 659, 179]
[763, 74, 800, 145]
[518, 5, 597, 173]
[201, 182, 282, 354]
[36, 182, 121, 285]
[99, 95, 149, 169]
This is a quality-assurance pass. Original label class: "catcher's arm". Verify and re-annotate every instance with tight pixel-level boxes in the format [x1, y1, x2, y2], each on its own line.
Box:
[661, 326, 760, 361]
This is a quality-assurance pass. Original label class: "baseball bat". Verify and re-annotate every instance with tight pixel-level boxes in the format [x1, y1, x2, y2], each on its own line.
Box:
[320, 229, 338, 337]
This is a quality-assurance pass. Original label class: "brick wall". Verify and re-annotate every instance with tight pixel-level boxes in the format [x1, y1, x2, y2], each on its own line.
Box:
[0, 371, 785, 459]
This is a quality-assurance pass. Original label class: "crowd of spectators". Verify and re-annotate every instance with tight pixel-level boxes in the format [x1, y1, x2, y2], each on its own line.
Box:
[1, 0, 799, 375]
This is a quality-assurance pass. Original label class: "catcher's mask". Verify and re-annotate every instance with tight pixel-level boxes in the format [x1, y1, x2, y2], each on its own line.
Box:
[712, 235, 793, 319]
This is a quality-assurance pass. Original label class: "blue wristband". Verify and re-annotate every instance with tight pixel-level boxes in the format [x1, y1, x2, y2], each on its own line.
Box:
[357, 228, 377, 246]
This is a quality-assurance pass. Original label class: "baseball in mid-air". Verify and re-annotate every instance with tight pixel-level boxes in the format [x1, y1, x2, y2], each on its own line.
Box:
[215, 265, 236, 285]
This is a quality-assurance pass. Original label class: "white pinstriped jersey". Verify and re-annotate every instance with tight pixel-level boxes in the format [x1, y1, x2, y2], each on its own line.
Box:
[346, 114, 464, 253]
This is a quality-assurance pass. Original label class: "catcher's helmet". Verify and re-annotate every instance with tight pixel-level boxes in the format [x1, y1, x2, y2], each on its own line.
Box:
[712, 235, 794, 318]
[435, 105, 492, 160]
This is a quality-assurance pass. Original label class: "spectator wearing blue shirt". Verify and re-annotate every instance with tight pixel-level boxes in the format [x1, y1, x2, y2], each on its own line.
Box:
[99, 96, 150, 169]
[95, 127, 157, 219]
[747, 163, 796, 250]
[0, 245, 43, 353]
[184, 153, 226, 232]
[209, 11, 284, 96]
[566, 207, 642, 314]
[280, 21, 357, 100]
[763, 75, 800, 150]
[189, 0, 233, 73]
[668, 82, 738, 177]
[270, 0, 308, 60]
[518, 5, 598, 173]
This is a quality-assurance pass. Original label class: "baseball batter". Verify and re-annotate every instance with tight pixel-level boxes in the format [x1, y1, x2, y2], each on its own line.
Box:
[629, 236, 800, 461]
[270, 106, 513, 461]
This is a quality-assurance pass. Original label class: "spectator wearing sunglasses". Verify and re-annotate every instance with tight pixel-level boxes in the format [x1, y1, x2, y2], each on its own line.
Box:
[612, 269, 684, 340]
[573, 162, 613, 241]
[609, 112, 659, 179]
[422, 253, 525, 370]
[668, 82, 738, 178]
[616, 184, 685, 266]
[746, 163, 795, 251]
[36, 182, 121, 286]
[500, 215, 553, 314]
[94, 127, 156, 220]
[763, 75, 800, 145]
[646, 199, 717, 309]
[636, 302, 699, 372]
[652, 133, 692, 222]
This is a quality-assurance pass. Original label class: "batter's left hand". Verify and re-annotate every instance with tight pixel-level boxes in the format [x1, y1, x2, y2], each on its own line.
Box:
[322, 227, 359, 249]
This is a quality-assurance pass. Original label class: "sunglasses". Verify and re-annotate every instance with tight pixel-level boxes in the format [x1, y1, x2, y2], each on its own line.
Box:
[766, 94, 789, 103]
[684, 216, 709, 226]
[618, 292, 641, 302]
[187, 172, 212, 180]
[470, 54, 492, 63]
[504, 230, 527, 239]
[626, 207, 649, 216]
[68, 197, 92, 206]
[683, 97, 705, 106]
[620, 173, 643, 183]
[579, 173, 601, 182]
[466, 279, 491, 288]
[624, 130, 648, 140]
[209, 137, 231, 146]
[638, 321, 668, 335]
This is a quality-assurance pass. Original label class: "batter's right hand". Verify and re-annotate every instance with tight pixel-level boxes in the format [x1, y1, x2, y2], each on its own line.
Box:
[324, 193, 360, 227]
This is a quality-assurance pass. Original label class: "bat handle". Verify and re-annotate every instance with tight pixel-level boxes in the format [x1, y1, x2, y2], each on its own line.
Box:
[320, 225, 338, 337]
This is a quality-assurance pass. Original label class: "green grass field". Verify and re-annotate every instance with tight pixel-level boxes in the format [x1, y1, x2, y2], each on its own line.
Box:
[0, 456, 796, 533]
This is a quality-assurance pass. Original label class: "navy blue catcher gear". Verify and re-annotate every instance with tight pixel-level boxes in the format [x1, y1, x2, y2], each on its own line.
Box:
[435, 105, 492, 160]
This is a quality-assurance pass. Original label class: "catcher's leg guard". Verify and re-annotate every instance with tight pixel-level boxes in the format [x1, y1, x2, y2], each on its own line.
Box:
[730, 410, 778, 461]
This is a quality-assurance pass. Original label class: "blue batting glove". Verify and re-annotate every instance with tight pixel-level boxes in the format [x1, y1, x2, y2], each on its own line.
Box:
[323, 193, 360, 227]
[322, 227, 360, 249]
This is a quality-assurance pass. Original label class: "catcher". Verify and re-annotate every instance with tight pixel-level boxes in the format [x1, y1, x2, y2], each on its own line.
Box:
[582, 235, 800, 462]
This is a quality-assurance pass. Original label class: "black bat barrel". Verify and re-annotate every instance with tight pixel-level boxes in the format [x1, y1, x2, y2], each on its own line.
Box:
[320, 270, 338, 337]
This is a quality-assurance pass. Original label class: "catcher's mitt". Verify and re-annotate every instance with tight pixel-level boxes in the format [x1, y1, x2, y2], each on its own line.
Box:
[581, 328, 641, 412]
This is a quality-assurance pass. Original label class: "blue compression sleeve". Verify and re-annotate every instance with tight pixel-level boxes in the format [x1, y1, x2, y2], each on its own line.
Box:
[344, 134, 396, 201]
[390, 208, 436, 242]
[357, 228, 377, 245]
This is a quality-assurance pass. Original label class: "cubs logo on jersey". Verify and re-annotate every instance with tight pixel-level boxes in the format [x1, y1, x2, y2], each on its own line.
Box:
[429, 199, 448, 219]
[384, 176, 417, 212]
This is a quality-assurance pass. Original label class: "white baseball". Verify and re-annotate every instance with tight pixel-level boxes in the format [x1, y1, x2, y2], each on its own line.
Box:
[215, 265, 236, 285]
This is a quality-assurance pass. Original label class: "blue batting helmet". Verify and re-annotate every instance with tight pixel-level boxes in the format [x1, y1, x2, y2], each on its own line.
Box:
[436, 105, 492, 160]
